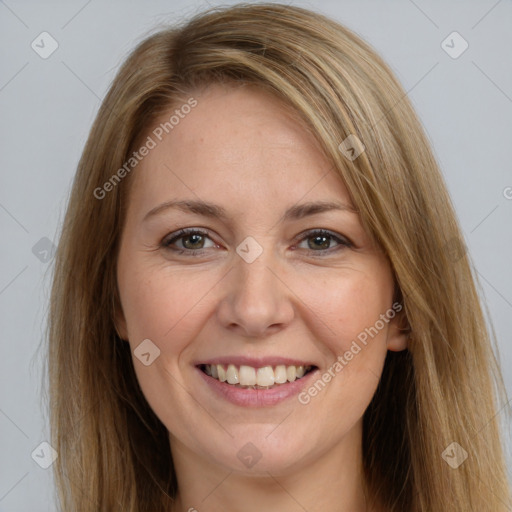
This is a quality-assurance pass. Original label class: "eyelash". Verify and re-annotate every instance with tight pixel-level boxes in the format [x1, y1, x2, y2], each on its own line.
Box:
[161, 228, 352, 257]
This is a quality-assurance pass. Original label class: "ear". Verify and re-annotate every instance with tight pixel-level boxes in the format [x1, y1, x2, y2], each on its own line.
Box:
[386, 305, 409, 352]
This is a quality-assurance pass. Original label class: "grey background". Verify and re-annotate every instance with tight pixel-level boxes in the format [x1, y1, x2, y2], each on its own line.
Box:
[1, 0, 511, 510]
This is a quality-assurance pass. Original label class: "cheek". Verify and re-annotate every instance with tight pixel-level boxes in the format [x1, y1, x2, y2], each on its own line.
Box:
[294, 271, 392, 414]
[117, 265, 213, 424]
[302, 270, 392, 354]
[118, 263, 220, 352]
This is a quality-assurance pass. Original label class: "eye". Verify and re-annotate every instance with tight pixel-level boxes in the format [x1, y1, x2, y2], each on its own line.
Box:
[161, 228, 216, 255]
[162, 227, 352, 257]
[295, 229, 352, 254]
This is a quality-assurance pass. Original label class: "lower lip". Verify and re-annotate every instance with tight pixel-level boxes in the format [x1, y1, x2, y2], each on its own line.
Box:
[196, 367, 319, 407]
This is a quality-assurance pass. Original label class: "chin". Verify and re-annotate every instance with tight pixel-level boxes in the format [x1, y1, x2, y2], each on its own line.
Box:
[204, 425, 316, 476]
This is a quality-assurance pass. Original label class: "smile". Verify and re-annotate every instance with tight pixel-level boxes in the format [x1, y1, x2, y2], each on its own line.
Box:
[199, 363, 315, 389]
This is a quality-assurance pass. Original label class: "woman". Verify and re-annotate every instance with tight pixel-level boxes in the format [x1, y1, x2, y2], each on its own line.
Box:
[47, 3, 511, 511]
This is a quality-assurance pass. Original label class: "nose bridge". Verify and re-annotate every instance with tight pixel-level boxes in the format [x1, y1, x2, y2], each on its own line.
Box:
[239, 243, 274, 283]
[235, 234, 280, 302]
[218, 234, 293, 336]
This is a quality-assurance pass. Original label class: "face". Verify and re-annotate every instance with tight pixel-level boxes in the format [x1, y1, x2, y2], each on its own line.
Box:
[116, 83, 407, 477]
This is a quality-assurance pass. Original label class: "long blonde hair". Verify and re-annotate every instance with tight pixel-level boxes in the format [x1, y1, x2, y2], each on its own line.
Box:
[47, 3, 511, 510]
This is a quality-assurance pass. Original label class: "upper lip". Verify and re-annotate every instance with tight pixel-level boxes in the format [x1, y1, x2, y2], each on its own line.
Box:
[196, 356, 317, 368]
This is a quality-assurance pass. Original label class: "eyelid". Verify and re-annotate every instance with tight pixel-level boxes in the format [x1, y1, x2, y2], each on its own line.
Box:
[293, 228, 352, 247]
[161, 227, 219, 250]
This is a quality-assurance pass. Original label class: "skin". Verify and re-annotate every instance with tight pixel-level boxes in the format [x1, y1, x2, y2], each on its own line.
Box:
[116, 83, 407, 512]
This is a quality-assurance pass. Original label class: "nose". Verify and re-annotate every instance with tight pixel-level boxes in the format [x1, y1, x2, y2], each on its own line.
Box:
[216, 244, 295, 339]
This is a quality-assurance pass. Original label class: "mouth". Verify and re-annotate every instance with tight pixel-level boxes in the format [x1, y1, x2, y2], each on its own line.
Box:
[197, 363, 317, 390]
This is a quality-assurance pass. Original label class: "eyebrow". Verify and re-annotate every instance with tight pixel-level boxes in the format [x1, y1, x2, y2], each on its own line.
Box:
[143, 199, 359, 223]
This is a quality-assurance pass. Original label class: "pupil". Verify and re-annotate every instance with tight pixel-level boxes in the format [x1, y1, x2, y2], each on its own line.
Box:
[184, 234, 203, 249]
[311, 235, 329, 250]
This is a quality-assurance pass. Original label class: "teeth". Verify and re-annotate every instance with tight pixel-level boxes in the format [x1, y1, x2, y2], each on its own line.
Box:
[239, 365, 256, 386]
[226, 364, 239, 384]
[274, 365, 287, 384]
[203, 363, 312, 387]
[218, 365, 227, 382]
[256, 366, 275, 387]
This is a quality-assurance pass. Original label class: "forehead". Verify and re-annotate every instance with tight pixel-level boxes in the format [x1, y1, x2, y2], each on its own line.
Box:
[127, 83, 354, 217]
